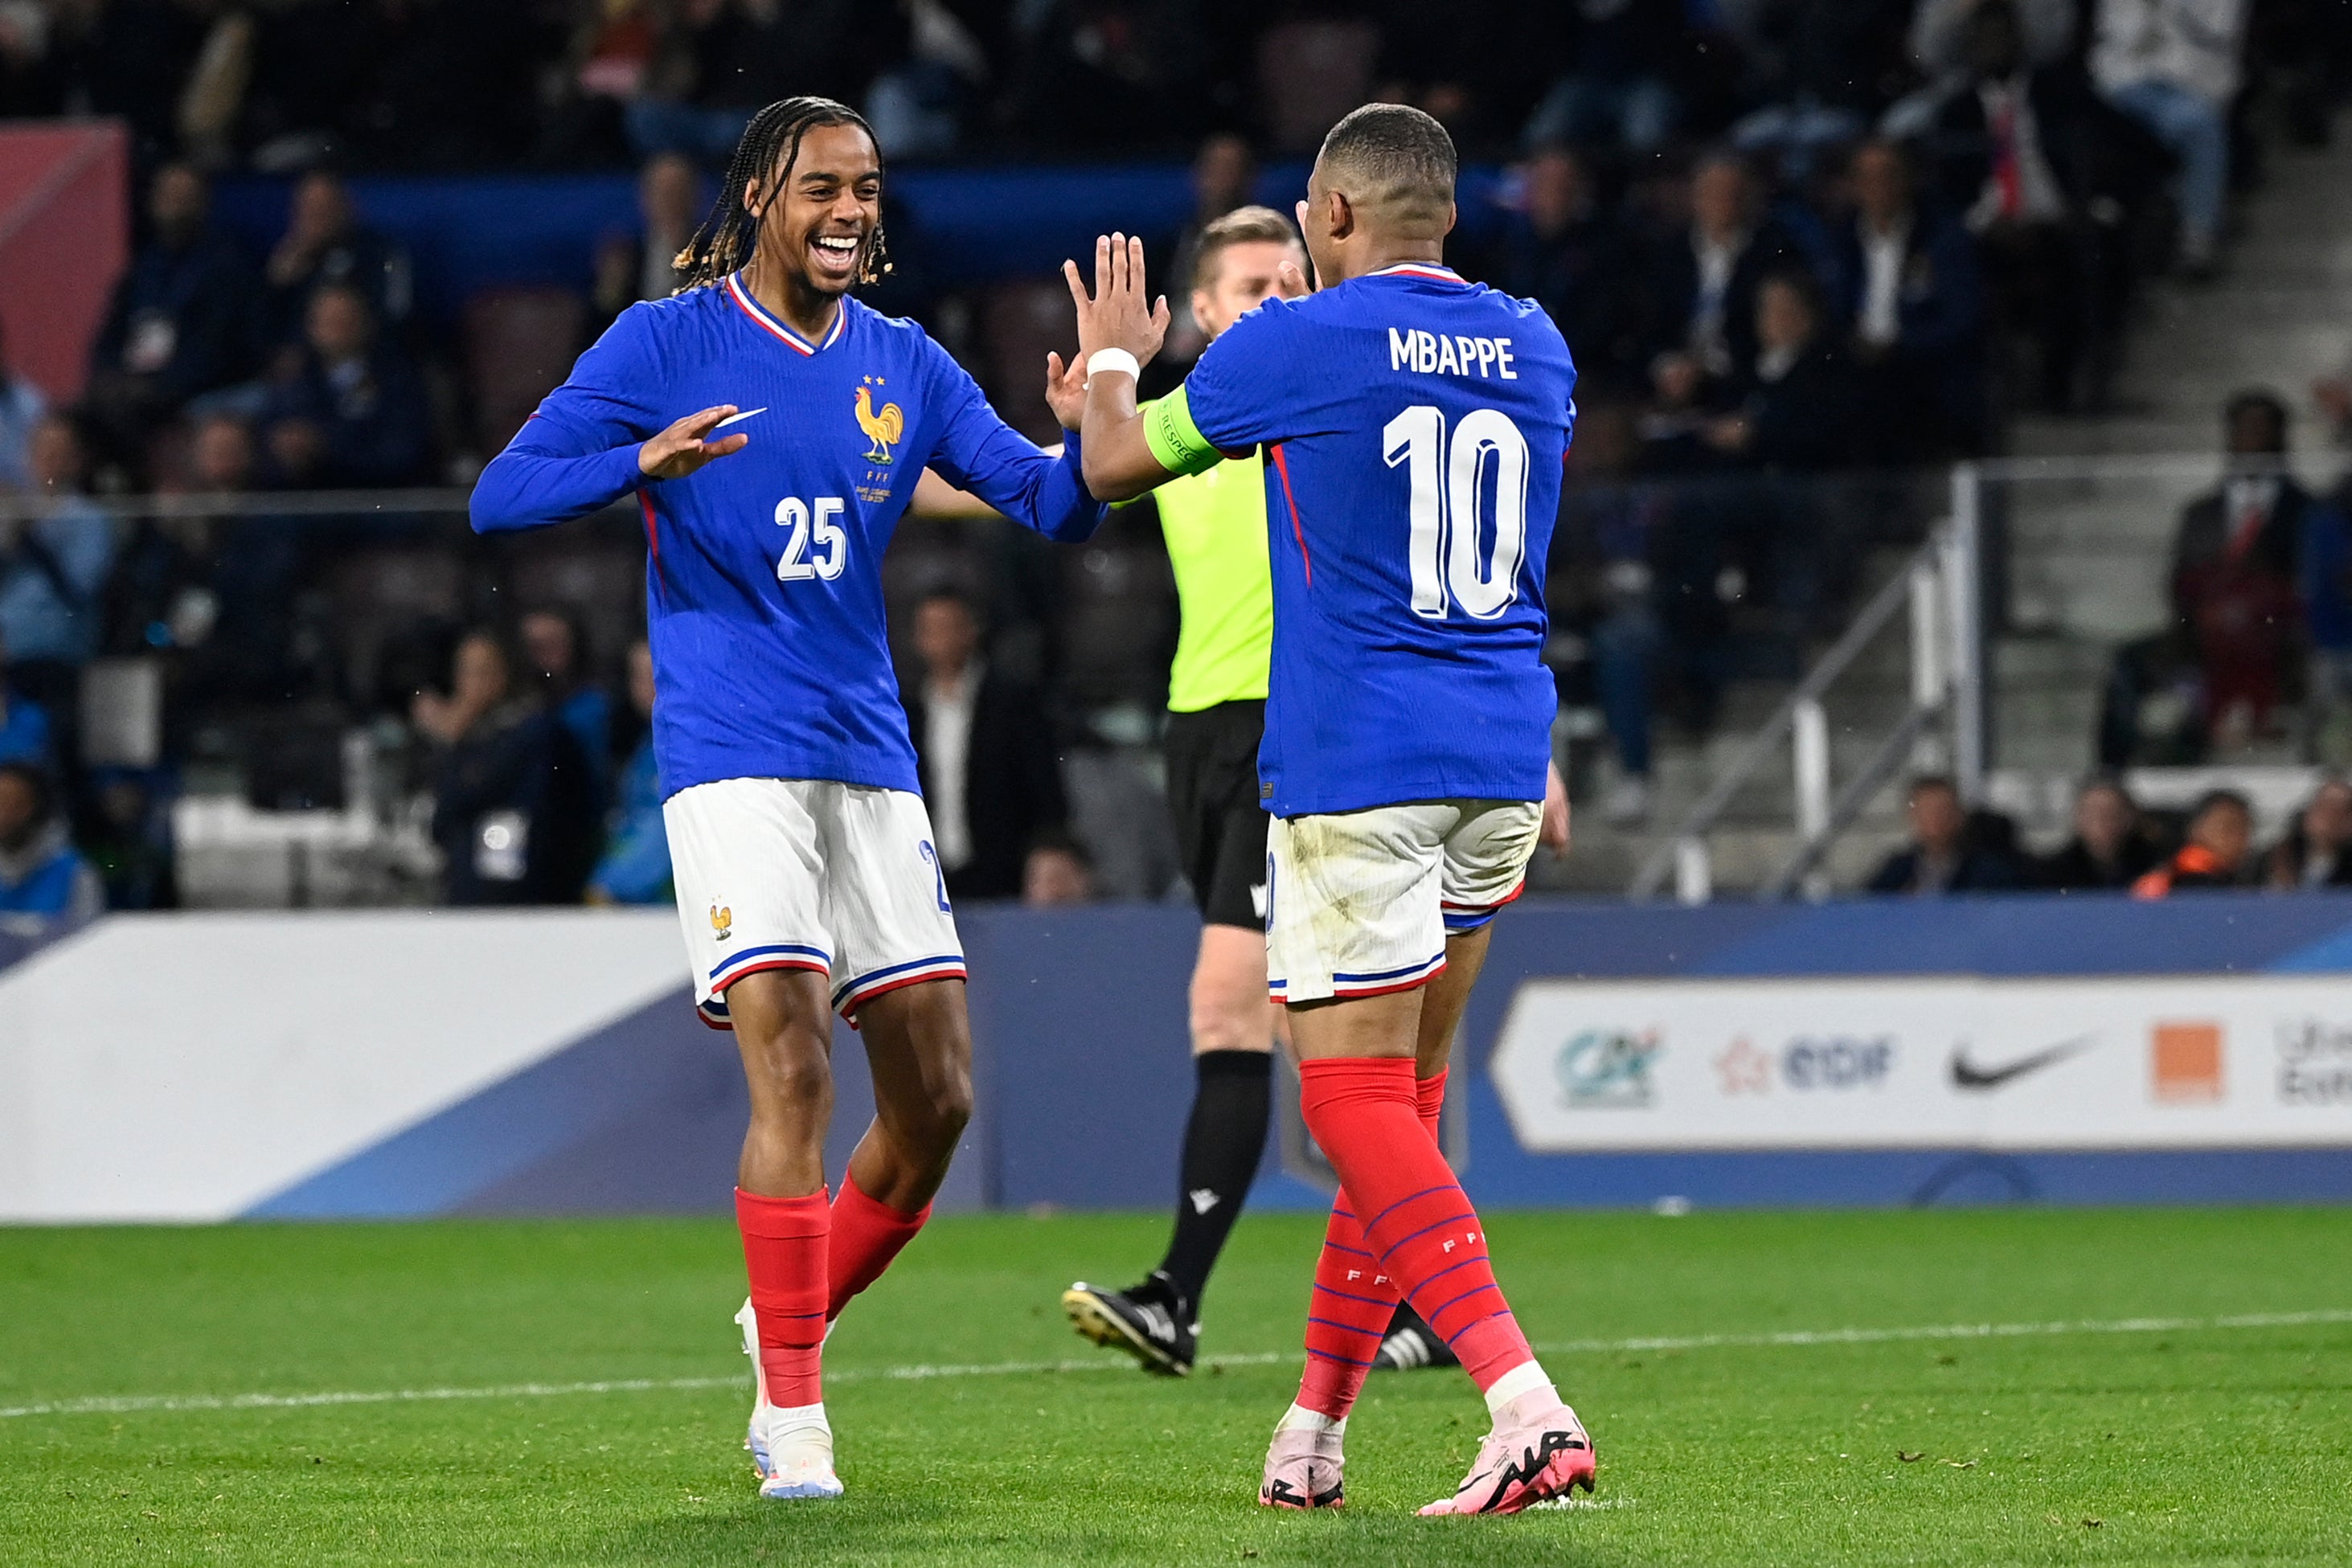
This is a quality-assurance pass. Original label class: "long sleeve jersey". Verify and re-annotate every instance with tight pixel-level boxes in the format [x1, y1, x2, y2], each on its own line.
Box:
[472, 278, 1104, 797]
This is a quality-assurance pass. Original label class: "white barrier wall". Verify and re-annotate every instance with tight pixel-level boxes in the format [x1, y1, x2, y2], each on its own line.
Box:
[0, 911, 686, 1221]
[1491, 976, 2352, 1153]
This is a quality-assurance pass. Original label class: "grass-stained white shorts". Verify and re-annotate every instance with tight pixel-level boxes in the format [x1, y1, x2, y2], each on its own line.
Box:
[1264, 798, 1539, 1005]
[665, 777, 965, 1027]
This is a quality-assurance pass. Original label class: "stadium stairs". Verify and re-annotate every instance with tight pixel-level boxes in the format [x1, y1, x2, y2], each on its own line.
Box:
[1550, 111, 2352, 896]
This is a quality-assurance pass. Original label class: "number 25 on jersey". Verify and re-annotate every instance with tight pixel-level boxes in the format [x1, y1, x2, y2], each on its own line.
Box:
[776, 496, 846, 583]
[1383, 405, 1529, 621]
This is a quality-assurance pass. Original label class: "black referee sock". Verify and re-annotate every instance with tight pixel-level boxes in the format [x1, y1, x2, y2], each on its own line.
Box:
[1154, 1049, 1274, 1318]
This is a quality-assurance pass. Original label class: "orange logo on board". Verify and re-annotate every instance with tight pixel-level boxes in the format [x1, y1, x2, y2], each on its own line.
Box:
[2151, 1021, 2223, 1102]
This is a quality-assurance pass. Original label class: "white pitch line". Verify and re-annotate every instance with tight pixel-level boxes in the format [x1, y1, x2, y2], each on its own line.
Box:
[4, 1308, 2345, 1423]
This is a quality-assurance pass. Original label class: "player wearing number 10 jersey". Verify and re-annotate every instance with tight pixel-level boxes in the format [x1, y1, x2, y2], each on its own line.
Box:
[1072, 104, 1596, 1515]
[470, 98, 1105, 1504]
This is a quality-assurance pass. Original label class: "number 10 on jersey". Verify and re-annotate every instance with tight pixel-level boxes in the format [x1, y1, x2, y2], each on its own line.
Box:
[1383, 405, 1530, 621]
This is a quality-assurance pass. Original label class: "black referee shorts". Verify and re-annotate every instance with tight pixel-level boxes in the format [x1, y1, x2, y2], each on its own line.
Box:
[1164, 700, 1269, 931]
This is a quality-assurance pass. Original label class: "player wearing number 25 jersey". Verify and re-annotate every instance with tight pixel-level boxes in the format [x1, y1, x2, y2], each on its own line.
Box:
[473, 99, 1104, 1506]
[472, 213, 1101, 1026]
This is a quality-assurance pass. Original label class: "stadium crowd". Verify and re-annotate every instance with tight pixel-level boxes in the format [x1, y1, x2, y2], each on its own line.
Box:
[2, 0, 2350, 914]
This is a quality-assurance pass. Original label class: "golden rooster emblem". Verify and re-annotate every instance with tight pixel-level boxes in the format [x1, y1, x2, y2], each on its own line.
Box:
[709, 903, 733, 940]
[854, 384, 904, 465]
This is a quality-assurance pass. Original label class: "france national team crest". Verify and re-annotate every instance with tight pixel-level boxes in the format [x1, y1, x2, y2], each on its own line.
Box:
[856, 377, 903, 464]
[710, 903, 733, 943]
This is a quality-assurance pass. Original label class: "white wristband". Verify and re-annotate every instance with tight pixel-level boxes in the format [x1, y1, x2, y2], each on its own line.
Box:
[1085, 348, 1140, 386]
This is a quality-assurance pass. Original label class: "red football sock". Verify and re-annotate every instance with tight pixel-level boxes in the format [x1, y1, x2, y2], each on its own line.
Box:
[826, 1170, 930, 1322]
[1293, 1068, 1453, 1421]
[1297, 1058, 1534, 1394]
[1416, 1068, 1448, 1142]
[736, 1187, 829, 1408]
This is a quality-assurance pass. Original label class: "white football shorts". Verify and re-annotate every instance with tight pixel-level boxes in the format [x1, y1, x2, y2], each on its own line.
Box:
[664, 777, 965, 1028]
[1265, 798, 1540, 1005]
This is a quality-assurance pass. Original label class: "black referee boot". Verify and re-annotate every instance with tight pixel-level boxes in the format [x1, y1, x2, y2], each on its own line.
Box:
[1061, 1270, 1198, 1376]
[1373, 1300, 1460, 1371]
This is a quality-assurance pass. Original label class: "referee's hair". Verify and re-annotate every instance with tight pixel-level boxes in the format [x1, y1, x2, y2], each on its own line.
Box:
[1190, 205, 1300, 292]
[1315, 103, 1456, 235]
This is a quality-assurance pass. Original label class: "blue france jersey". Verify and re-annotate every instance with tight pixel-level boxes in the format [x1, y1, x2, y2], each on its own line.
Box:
[1174, 264, 1575, 817]
[471, 278, 1104, 799]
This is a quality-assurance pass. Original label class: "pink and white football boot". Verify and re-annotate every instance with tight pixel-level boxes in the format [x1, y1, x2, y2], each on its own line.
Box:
[1417, 1386, 1596, 1516]
[1257, 1407, 1346, 1510]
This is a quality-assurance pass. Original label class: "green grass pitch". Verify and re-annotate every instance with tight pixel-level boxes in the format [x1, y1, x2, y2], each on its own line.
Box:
[4, 1207, 2348, 1566]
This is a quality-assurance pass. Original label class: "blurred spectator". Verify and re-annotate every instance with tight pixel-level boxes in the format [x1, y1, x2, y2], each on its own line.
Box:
[1912, 0, 2078, 74]
[84, 163, 261, 474]
[588, 637, 670, 906]
[1642, 153, 1809, 387]
[520, 605, 613, 815]
[261, 170, 414, 347]
[50, 0, 206, 162]
[0, 0, 65, 120]
[1022, 829, 1095, 907]
[629, 0, 908, 164]
[0, 632, 50, 765]
[1, 418, 117, 688]
[1522, 0, 1687, 153]
[1907, 0, 2109, 413]
[2035, 773, 2161, 889]
[104, 413, 315, 714]
[415, 628, 598, 906]
[901, 587, 1067, 902]
[1828, 138, 1985, 458]
[1160, 134, 1261, 371]
[1552, 405, 1666, 824]
[261, 284, 432, 487]
[2132, 787, 2254, 895]
[1705, 271, 1866, 472]
[0, 314, 47, 490]
[998, 1, 1204, 153]
[2167, 391, 2334, 747]
[1866, 774, 2022, 893]
[82, 768, 173, 910]
[2091, 0, 2248, 276]
[2264, 776, 2352, 889]
[866, 0, 992, 158]
[1485, 145, 1642, 395]
[0, 760, 101, 918]
[591, 154, 701, 334]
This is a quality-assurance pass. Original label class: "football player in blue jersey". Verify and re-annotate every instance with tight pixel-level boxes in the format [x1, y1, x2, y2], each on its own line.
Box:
[1064, 104, 1597, 1515]
[470, 96, 1109, 1502]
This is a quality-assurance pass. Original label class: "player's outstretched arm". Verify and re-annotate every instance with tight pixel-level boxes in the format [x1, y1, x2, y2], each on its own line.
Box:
[1067, 234, 1182, 502]
[472, 404, 748, 534]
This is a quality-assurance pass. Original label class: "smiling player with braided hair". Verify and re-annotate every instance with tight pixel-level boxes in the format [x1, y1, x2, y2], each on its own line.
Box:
[471, 96, 1109, 1502]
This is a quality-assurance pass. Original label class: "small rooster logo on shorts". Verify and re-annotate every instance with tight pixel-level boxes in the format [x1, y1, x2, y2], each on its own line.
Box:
[710, 903, 733, 941]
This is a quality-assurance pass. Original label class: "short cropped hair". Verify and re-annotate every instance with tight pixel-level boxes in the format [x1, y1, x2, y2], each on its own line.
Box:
[1316, 103, 1456, 231]
[1190, 204, 1299, 292]
[2190, 788, 2252, 823]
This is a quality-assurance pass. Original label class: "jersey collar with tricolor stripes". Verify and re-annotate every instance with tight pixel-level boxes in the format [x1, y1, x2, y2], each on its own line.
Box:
[1362, 261, 1467, 284]
[723, 272, 850, 355]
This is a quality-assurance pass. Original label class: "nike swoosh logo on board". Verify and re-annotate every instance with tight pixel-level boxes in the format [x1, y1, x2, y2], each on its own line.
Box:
[1949, 1035, 2095, 1091]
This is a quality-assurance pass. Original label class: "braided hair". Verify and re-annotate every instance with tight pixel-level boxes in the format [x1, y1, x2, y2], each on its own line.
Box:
[672, 96, 891, 293]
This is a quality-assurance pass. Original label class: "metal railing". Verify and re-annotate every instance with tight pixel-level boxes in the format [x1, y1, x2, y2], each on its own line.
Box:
[1629, 464, 1988, 903]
